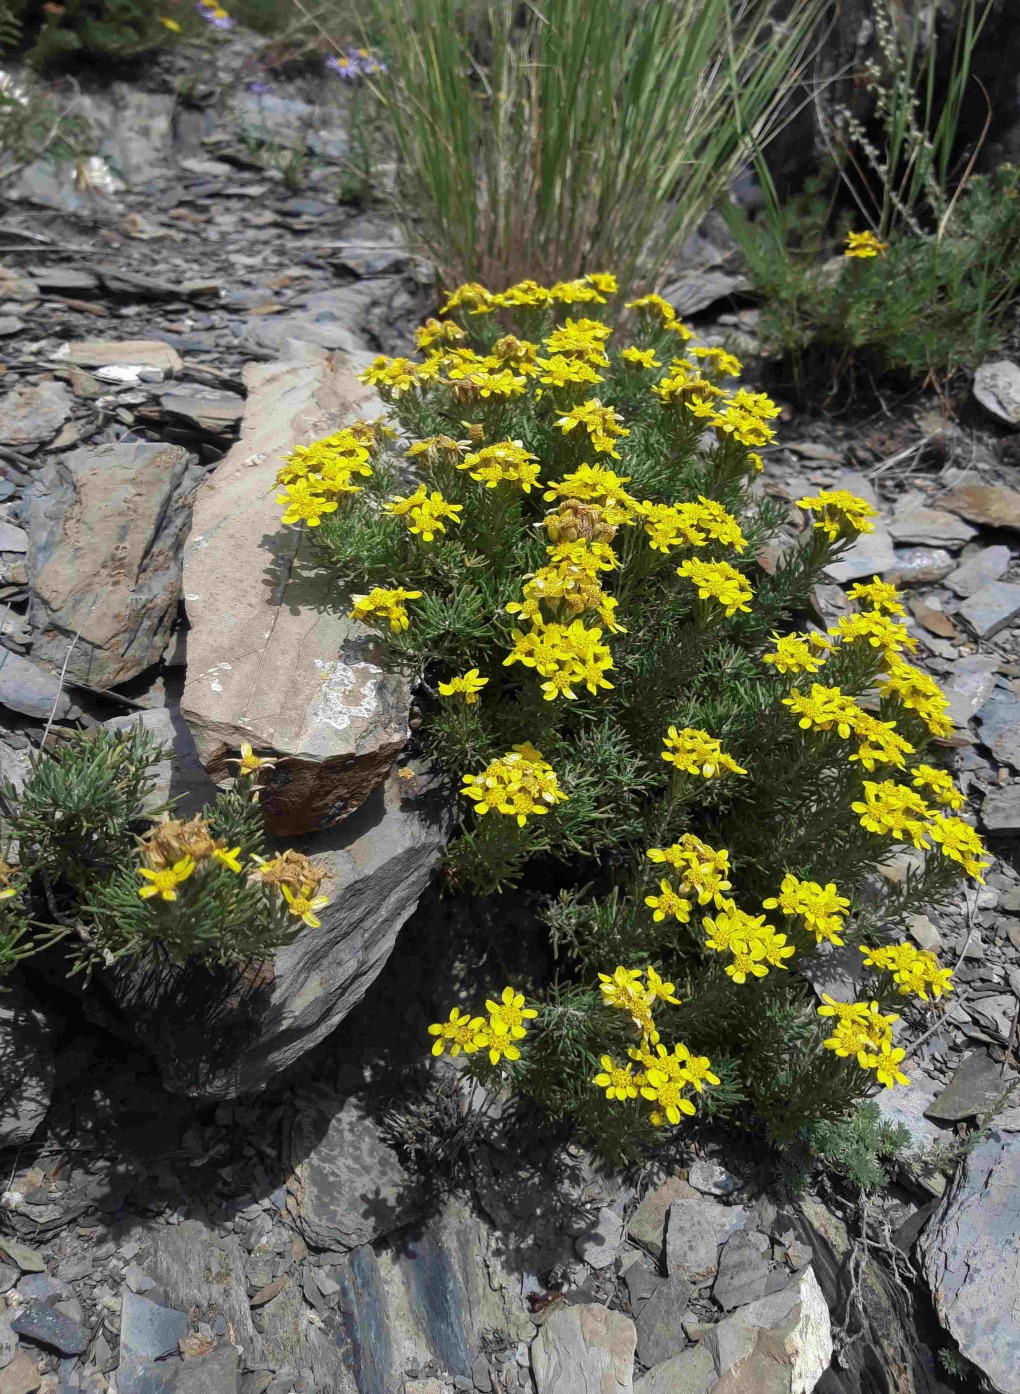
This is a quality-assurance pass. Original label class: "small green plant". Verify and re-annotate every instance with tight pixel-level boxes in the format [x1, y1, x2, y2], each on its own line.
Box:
[356, 0, 827, 294]
[273, 271, 987, 1159]
[804, 1100, 911, 1191]
[0, 730, 331, 978]
[9, 0, 175, 66]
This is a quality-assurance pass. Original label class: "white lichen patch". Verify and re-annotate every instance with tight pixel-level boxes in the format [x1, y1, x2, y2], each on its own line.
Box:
[310, 658, 383, 734]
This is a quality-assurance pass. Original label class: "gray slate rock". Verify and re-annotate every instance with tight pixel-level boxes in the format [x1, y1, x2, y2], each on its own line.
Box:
[10, 1305, 88, 1356]
[883, 547, 955, 586]
[888, 507, 976, 549]
[0, 380, 72, 446]
[622, 1254, 661, 1317]
[665, 1198, 745, 1285]
[921, 1128, 1020, 1393]
[118, 1291, 187, 1394]
[982, 784, 1020, 834]
[27, 441, 197, 688]
[687, 1160, 740, 1197]
[702, 1267, 832, 1393]
[0, 523, 27, 554]
[711, 1232, 778, 1311]
[574, 1204, 625, 1270]
[0, 1318, 15, 1370]
[628, 1178, 698, 1261]
[0, 648, 71, 721]
[633, 1347, 715, 1394]
[530, 1304, 635, 1394]
[959, 582, 1020, 640]
[0, 983, 55, 1147]
[288, 1089, 418, 1250]
[977, 692, 1020, 770]
[974, 359, 1020, 426]
[924, 1050, 1014, 1122]
[635, 1274, 692, 1367]
[946, 545, 1012, 598]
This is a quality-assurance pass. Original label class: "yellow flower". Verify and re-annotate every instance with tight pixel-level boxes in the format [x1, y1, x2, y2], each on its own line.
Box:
[281, 884, 329, 928]
[555, 400, 629, 457]
[690, 345, 742, 380]
[911, 764, 964, 811]
[594, 1055, 639, 1101]
[851, 780, 932, 850]
[763, 873, 849, 946]
[647, 836, 732, 907]
[427, 1006, 487, 1057]
[676, 558, 752, 616]
[645, 966, 681, 1006]
[661, 726, 745, 778]
[383, 484, 463, 542]
[213, 846, 243, 873]
[626, 293, 679, 325]
[440, 282, 495, 315]
[640, 1068, 696, 1124]
[536, 354, 604, 389]
[461, 747, 567, 826]
[830, 610, 917, 657]
[137, 855, 195, 903]
[621, 346, 660, 369]
[845, 230, 888, 259]
[438, 669, 489, 704]
[644, 879, 692, 924]
[159, 16, 182, 31]
[861, 1044, 909, 1088]
[782, 683, 863, 740]
[228, 742, 277, 777]
[349, 586, 422, 633]
[878, 661, 954, 739]
[485, 986, 538, 1041]
[459, 440, 541, 491]
[276, 478, 338, 528]
[846, 576, 905, 616]
[926, 813, 990, 882]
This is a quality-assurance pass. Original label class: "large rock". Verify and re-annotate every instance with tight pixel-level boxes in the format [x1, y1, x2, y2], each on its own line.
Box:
[666, 1198, 746, 1284]
[181, 342, 410, 837]
[288, 1088, 418, 1250]
[26, 442, 197, 687]
[920, 1129, 1020, 1393]
[938, 482, 1020, 533]
[110, 766, 447, 1097]
[0, 649, 72, 722]
[531, 1304, 636, 1394]
[0, 983, 55, 1147]
[634, 1347, 715, 1394]
[702, 1268, 832, 1394]
[0, 380, 72, 446]
[973, 359, 1020, 427]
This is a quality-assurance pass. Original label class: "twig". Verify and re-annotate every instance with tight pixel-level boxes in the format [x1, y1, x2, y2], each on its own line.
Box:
[40, 601, 95, 748]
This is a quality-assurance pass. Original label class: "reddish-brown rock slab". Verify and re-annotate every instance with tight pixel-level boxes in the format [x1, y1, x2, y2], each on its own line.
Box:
[181, 342, 409, 836]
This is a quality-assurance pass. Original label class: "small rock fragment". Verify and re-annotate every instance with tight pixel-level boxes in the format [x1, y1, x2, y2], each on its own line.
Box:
[883, 547, 955, 586]
[10, 1305, 88, 1356]
[688, 1160, 741, 1197]
[982, 784, 1020, 834]
[946, 546, 1012, 597]
[0, 380, 73, 447]
[635, 1274, 693, 1368]
[628, 1177, 698, 1261]
[888, 507, 977, 550]
[665, 1198, 746, 1285]
[925, 1051, 1015, 1121]
[959, 582, 1020, 640]
[973, 359, 1020, 426]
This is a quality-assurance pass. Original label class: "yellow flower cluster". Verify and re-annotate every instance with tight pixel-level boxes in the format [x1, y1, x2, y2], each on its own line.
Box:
[677, 558, 753, 616]
[796, 490, 879, 542]
[859, 942, 955, 1002]
[762, 630, 832, 675]
[383, 483, 463, 542]
[458, 439, 541, 491]
[647, 835, 732, 907]
[276, 424, 379, 528]
[441, 273, 618, 317]
[783, 683, 914, 772]
[763, 873, 850, 946]
[851, 780, 989, 880]
[878, 659, 954, 739]
[845, 230, 888, 258]
[703, 902, 795, 983]
[594, 965, 717, 1127]
[555, 399, 629, 457]
[461, 743, 568, 825]
[504, 616, 615, 700]
[818, 996, 908, 1088]
[136, 816, 330, 927]
[428, 986, 538, 1065]
[661, 725, 746, 778]
[846, 576, 905, 615]
[639, 497, 747, 555]
[349, 585, 422, 633]
[829, 610, 918, 657]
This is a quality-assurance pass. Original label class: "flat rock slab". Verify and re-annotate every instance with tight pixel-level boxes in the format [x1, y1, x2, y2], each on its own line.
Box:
[921, 1129, 1020, 1393]
[531, 1304, 636, 1394]
[959, 581, 1020, 639]
[633, 1347, 715, 1394]
[976, 691, 1020, 769]
[635, 1274, 692, 1367]
[946, 545, 1012, 597]
[888, 508, 977, 550]
[288, 1089, 418, 1250]
[823, 527, 895, 584]
[938, 482, 1020, 532]
[712, 1232, 781, 1311]
[54, 339, 183, 374]
[974, 359, 1020, 426]
[156, 387, 245, 433]
[628, 1177, 698, 1261]
[0, 380, 72, 446]
[181, 342, 409, 837]
[666, 1198, 746, 1285]
[10, 1304, 88, 1355]
[118, 1291, 187, 1394]
[883, 547, 955, 586]
[924, 1050, 1013, 1121]
[26, 441, 196, 688]
[0, 1349, 40, 1394]
[167, 1344, 240, 1394]
[703, 1268, 832, 1394]
[0, 649, 71, 722]
[982, 783, 1020, 834]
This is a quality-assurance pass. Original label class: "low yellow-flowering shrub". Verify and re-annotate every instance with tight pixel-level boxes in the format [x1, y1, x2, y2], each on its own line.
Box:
[278, 271, 987, 1155]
